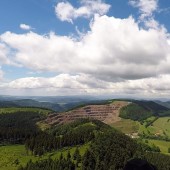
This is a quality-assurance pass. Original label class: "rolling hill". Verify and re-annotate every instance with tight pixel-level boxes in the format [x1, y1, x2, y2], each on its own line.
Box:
[0, 97, 110, 112]
[1, 99, 170, 170]
[44, 99, 170, 126]
[45, 101, 129, 125]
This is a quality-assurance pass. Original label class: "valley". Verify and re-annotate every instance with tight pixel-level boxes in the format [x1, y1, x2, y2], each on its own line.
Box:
[1, 99, 170, 169]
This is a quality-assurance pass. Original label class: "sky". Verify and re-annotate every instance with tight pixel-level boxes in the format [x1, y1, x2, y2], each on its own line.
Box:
[0, 0, 170, 97]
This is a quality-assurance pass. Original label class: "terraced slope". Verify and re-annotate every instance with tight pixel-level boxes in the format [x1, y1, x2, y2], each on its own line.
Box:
[45, 101, 129, 125]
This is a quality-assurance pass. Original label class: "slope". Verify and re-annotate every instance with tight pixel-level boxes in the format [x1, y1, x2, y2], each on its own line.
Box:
[45, 101, 129, 125]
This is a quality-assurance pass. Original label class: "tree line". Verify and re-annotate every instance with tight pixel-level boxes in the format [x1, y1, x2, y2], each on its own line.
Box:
[0, 111, 43, 144]
[24, 119, 100, 156]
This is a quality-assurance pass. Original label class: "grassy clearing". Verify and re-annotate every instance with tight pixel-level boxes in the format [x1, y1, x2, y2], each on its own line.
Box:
[107, 116, 170, 138]
[111, 119, 139, 134]
[0, 144, 89, 170]
[153, 117, 170, 136]
[138, 123, 158, 135]
[112, 117, 170, 155]
[0, 145, 37, 170]
[0, 107, 51, 115]
[143, 139, 170, 154]
[138, 117, 170, 137]
[36, 121, 51, 131]
[49, 144, 89, 159]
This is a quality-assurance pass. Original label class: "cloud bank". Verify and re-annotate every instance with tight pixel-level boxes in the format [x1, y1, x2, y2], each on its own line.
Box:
[0, 0, 170, 97]
[1, 15, 169, 81]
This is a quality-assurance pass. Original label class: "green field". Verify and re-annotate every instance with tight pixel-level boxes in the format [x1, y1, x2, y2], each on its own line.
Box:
[0, 107, 51, 115]
[113, 117, 170, 138]
[112, 117, 170, 155]
[138, 117, 170, 137]
[153, 117, 170, 136]
[111, 119, 139, 134]
[0, 144, 89, 170]
[144, 139, 170, 154]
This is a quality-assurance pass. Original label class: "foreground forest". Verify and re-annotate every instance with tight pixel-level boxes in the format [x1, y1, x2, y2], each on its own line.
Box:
[0, 100, 170, 170]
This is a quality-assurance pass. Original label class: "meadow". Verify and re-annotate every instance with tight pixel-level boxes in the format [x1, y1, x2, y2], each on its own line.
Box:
[0, 107, 51, 115]
[111, 119, 139, 134]
[0, 144, 89, 170]
[113, 117, 170, 138]
[144, 139, 170, 154]
[112, 116, 170, 155]
[139, 117, 170, 137]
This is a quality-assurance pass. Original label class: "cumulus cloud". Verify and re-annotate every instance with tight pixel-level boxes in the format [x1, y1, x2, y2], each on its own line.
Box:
[20, 24, 32, 30]
[55, 0, 110, 23]
[1, 15, 170, 82]
[0, 69, 4, 80]
[1, 74, 170, 97]
[111, 75, 170, 97]
[0, 74, 108, 95]
[0, 43, 12, 65]
[5, 74, 105, 89]
[1, 0, 170, 97]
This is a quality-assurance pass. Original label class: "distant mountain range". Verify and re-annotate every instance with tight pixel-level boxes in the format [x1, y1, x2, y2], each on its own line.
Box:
[0, 96, 107, 112]
[155, 100, 170, 109]
[1, 95, 170, 113]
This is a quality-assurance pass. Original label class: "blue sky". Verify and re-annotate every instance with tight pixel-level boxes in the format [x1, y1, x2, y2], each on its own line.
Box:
[0, 0, 170, 97]
[1, 0, 170, 35]
[0, 0, 133, 35]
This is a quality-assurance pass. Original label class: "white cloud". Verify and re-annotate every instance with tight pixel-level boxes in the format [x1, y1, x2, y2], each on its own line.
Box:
[55, 0, 111, 23]
[0, 43, 12, 65]
[0, 69, 4, 81]
[0, 74, 107, 95]
[129, 0, 158, 20]
[0, 44, 9, 64]
[1, 74, 170, 97]
[129, 0, 161, 29]
[6, 74, 85, 89]
[1, 1, 170, 96]
[20, 24, 32, 30]
[111, 75, 170, 97]
[1, 15, 170, 83]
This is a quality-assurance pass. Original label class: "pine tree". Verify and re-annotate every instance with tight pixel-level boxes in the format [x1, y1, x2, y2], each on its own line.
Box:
[168, 147, 170, 153]
[67, 150, 71, 160]
[73, 147, 79, 160]
[59, 153, 63, 161]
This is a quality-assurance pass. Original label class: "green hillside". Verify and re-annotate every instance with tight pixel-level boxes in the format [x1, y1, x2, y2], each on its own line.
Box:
[19, 127, 170, 170]
[156, 100, 170, 109]
[0, 107, 51, 115]
[119, 100, 170, 121]
[0, 144, 89, 170]
[1, 102, 170, 170]
[0, 118, 110, 170]
[0, 107, 51, 145]
[119, 103, 152, 121]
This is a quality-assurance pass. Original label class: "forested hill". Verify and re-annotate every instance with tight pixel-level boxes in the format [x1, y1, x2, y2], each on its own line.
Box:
[44, 99, 170, 126]
[1, 102, 170, 170]
[45, 101, 129, 125]
[119, 100, 170, 121]
[156, 100, 170, 109]
[19, 119, 170, 170]
[0, 98, 109, 112]
[0, 107, 51, 144]
[0, 99, 64, 111]
[133, 100, 169, 113]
